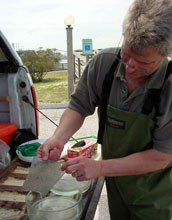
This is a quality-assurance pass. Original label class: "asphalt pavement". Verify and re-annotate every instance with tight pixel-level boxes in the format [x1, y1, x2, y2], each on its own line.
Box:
[38, 105, 110, 220]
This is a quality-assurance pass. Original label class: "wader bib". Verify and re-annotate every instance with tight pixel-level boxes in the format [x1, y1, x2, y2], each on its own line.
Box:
[97, 51, 172, 220]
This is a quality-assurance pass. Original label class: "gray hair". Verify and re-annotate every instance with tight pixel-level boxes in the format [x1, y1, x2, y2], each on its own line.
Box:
[123, 0, 172, 57]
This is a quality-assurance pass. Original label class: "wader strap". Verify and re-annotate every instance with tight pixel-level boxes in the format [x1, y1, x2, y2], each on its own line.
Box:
[97, 50, 121, 144]
[142, 61, 172, 120]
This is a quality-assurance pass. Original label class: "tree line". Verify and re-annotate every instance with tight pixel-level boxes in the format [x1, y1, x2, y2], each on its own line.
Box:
[20, 48, 61, 82]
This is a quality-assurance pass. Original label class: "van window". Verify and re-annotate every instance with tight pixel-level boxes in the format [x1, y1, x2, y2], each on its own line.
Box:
[0, 47, 8, 62]
[0, 45, 18, 73]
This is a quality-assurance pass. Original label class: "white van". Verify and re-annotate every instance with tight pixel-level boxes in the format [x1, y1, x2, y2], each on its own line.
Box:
[0, 30, 38, 146]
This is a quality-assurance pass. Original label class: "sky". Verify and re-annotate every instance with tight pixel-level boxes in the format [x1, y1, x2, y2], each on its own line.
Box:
[0, 0, 133, 53]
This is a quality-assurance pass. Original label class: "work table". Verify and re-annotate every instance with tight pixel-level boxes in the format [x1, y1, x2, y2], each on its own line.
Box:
[0, 157, 104, 220]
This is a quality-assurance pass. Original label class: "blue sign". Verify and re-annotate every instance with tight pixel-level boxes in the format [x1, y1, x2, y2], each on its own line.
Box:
[85, 45, 91, 51]
[82, 39, 93, 54]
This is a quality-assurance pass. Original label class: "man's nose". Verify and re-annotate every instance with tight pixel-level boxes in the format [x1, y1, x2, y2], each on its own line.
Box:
[125, 58, 136, 73]
[127, 58, 136, 68]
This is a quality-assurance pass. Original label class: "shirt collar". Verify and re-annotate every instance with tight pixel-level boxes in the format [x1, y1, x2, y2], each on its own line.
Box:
[116, 62, 125, 80]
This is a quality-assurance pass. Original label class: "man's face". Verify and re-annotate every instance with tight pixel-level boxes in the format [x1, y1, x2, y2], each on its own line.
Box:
[121, 42, 166, 79]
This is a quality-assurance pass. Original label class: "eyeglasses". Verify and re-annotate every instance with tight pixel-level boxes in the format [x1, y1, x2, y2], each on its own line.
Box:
[118, 54, 150, 76]
[114, 37, 164, 76]
[113, 48, 156, 76]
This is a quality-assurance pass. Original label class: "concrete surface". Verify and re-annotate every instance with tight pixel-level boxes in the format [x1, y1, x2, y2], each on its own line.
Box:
[38, 108, 110, 220]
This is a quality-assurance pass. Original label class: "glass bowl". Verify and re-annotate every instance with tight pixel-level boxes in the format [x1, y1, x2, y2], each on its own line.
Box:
[0, 214, 47, 220]
[25, 191, 83, 220]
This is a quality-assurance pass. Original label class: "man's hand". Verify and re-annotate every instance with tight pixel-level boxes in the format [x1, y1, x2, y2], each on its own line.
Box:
[37, 107, 85, 161]
[37, 135, 64, 161]
[61, 157, 102, 181]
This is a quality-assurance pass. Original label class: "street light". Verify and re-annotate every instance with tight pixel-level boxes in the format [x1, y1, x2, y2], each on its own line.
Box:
[64, 15, 74, 27]
[64, 15, 75, 98]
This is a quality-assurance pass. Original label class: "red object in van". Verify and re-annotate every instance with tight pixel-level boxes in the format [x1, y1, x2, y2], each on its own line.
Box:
[0, 123, 17, 145]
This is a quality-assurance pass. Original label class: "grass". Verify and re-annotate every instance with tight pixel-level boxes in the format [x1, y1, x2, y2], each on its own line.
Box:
[34, 70, 69, 103]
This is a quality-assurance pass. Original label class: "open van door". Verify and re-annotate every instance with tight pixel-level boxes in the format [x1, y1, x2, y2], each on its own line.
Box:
[0, 30, 39, 144]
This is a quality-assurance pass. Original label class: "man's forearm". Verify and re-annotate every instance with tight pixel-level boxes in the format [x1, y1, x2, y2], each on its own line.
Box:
[53, 107, 85, 144]
[100, 149, 172, 177]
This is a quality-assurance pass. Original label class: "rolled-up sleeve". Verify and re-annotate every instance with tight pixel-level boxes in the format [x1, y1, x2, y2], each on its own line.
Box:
[68, 48, 122, 117]
[68, 56, 100, 117]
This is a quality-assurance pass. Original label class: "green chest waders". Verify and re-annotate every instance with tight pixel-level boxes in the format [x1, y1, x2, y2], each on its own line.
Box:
[97, 51, 172, 220]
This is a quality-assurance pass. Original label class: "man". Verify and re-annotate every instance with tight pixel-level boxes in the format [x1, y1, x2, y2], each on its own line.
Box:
[37, 0, 172, 219]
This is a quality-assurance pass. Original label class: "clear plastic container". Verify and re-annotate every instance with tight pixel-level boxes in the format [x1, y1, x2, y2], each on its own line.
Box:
[0, 139, 11, 169]
[25, 191, 83, 220]
[51, 173, 91, 196]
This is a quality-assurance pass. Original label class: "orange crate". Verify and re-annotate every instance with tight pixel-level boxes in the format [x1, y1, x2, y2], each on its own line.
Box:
[0, 123, 17, 145]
